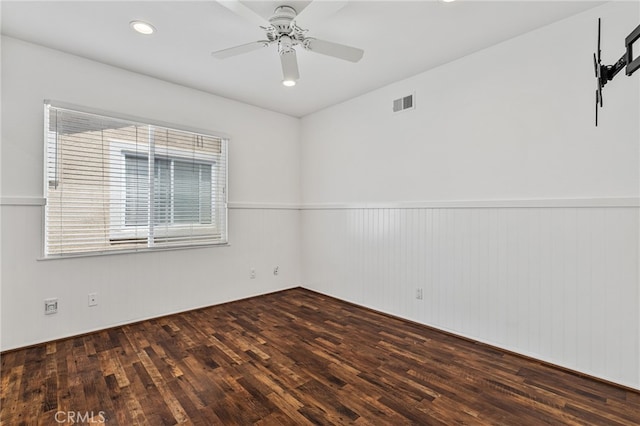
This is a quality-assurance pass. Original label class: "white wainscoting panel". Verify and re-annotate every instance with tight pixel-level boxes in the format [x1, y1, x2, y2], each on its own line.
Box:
[301, 205, 639, 389]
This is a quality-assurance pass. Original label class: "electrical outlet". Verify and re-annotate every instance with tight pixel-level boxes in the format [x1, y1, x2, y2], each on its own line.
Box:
[44, 298, 58, 315]
[250, 268, 256, 279]
[416, 288, 423, 300]
[273, 266, 279, 276]
[88, 293, 98, 307]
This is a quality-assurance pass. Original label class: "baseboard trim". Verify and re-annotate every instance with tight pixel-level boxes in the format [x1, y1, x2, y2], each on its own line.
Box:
[0, 285, 300, 354]
[2, 285, 638, 393]
[301, 287, 640, 394]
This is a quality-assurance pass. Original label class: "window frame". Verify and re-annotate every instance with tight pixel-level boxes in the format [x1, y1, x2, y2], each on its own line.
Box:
[109, 140, 219, 243]
[122, 154, 214, 226]
[43, 100, 229, 258]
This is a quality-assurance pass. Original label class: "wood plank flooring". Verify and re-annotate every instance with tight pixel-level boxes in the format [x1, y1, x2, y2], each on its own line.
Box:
[2, 287, 639, 425]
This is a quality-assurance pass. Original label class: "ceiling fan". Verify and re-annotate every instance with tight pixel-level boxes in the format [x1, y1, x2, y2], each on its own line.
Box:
[212, 0, 364, 86]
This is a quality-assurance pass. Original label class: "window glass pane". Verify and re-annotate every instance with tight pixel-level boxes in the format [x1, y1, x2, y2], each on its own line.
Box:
[154, 158, 172, 225]
[200, 164, 212, 224]
[125, 156, 149, 226]
[173, 161, 213, 224]
[174, 160, 199, 224]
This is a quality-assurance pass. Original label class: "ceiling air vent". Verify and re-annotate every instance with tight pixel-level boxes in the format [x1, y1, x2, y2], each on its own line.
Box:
[393, 94, 414, 113]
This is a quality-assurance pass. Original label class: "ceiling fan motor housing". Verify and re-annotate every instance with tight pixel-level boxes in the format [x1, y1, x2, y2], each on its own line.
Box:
[269, 6, 297, 34]
[279, 35, 295, 54]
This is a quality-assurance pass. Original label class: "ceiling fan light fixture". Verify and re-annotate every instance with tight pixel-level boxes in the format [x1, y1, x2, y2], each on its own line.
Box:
[130, 20, 156, 35]
[280, 48, 299, 87]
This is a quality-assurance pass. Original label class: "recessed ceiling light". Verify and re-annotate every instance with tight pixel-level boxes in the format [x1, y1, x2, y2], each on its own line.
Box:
[441, 0, 456, 2]
[130, 20, 155, 35]
[282, 79, 296, 87]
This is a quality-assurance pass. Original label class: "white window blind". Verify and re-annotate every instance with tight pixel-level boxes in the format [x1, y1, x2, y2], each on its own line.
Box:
[44, 103, 228, 256]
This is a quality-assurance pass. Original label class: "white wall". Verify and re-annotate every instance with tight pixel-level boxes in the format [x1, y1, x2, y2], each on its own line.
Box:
[0, 37, 302, 350]
[300, 2, 640, 389]
[301, 2, 638, 203]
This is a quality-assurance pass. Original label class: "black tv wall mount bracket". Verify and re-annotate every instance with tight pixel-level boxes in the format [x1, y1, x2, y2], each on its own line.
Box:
[593, 18, 640, 126]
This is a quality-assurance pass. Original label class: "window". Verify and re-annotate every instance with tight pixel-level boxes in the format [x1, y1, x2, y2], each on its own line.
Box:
[124, 155, 212, 226]
[44, 103, 228, 256]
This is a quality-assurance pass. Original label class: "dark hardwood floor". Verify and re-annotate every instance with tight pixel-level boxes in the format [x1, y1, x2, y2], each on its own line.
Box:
[2, 287, 639, 425]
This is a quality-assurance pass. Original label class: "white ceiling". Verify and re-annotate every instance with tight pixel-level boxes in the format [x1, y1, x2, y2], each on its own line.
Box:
[1, 0, 603, 117]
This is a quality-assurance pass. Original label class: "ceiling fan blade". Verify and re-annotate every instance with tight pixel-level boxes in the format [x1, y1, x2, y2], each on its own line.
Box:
[304, 38, 364, 62]
[212, 41, 269, 59]
[280, 50, 300, 83]
[216, 0, 270, 28]
[295, 0, 348, 28]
